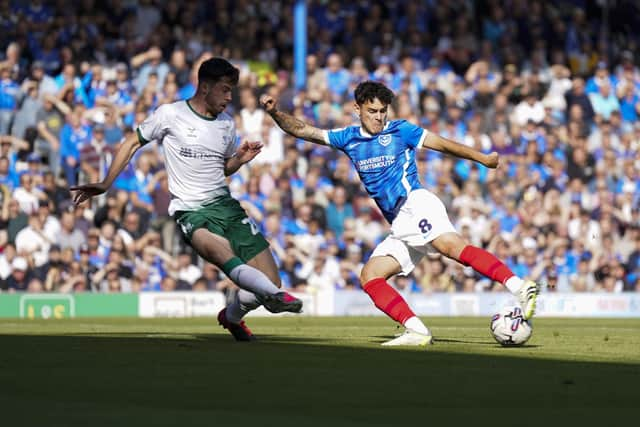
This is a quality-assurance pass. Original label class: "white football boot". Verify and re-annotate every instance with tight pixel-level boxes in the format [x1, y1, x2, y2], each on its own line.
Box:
[518, 280, 540, 320]
[381, 329, 433, 346]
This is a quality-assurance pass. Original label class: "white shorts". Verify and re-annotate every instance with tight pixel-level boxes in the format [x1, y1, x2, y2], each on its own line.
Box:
[370, 189, 456, 276]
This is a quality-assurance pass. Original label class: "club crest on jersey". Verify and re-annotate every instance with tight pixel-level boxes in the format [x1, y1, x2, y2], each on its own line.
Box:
[378, 134, 392, 146]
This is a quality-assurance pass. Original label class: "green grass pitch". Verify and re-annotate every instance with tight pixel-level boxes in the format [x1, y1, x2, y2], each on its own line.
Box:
[1, 317, 639, 426]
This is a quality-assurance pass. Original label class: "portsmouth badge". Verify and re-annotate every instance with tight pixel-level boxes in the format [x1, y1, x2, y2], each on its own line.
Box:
[378, 134, 392, 146]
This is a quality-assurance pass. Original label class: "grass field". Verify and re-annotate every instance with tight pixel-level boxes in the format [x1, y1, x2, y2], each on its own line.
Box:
[1, 316, 639, 426]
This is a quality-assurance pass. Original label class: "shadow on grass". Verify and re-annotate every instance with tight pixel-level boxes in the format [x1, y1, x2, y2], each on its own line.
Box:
[1, 331, 638, 418]
[3, 315, 639, 426]
[432, 337, 502, 345]
[66, 331, 539, 348]
[42, 331, 340, 345]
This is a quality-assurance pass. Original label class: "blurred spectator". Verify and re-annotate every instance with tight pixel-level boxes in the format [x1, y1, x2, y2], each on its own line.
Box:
[325, 185, 354, 239]
[589, 81, 620, 120]
[15, 212, 51, 267]
[58, 209, 86, 253]
[132, 46, 169, 95]
[325, 53, 350, 103]
[0, 242, 16, 282]
[12, 173, 43, 215]
[59, 110, 91, 186]
[11, 81, 41, 141]
[3, 256, 32, 291]
[0, 156, 17, 191]
[0, 63, 19, 134]
[41, 171, 69, 214]
[513, 91, 545, 126]
[565, 77, 594, 123]
[176, 252, 201, 286]
[35, 94, 69, 177]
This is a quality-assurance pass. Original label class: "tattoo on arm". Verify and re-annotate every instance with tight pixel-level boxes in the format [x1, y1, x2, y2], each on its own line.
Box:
[271, 111, 327, 145]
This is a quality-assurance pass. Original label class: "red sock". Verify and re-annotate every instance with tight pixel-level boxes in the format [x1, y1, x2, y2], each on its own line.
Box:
[459, 245, 514, 284]
[363, 278, 415, 324]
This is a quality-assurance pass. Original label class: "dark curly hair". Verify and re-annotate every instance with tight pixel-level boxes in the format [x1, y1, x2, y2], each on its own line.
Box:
[354, 81, 395, 106]
[198, 57, 239, 85]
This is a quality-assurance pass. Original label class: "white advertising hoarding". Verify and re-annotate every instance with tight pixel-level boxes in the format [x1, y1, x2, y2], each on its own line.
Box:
[138, 291, 640, 318]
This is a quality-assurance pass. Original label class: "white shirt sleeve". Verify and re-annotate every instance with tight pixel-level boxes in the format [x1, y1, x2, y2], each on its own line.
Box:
[417, 128, 429, 149]
[137, 104, 168, 145]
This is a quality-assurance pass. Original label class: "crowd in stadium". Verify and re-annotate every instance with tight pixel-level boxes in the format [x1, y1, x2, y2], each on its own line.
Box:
[0, 0, 638, 295]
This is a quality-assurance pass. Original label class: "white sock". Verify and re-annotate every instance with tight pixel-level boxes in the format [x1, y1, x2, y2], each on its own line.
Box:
[403, 316, 431, 336]
[228, 264, 280, 297]
[225, 289, 262, 323]
[505, 276, 524, 294]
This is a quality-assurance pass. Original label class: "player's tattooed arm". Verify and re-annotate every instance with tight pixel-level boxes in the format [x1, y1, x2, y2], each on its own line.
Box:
[260, 95, 328, 145]
[270, 111, 328, 145]
[422, 131, 499, 168]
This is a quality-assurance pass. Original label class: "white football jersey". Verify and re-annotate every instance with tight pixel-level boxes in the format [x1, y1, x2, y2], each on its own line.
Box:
[137, 100, 238, 215]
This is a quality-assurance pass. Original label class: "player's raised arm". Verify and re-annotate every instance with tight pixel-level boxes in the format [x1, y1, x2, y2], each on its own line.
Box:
[260, 94, 329, 145]
[422, 132, 500, 169]
[69, 132, 143, 204]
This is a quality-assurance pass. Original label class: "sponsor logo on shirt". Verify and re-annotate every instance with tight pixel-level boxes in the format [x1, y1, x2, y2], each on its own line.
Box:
[179, 145, 217, 159]
[355, 155, 396, 171]
[186, 127, 197, 138]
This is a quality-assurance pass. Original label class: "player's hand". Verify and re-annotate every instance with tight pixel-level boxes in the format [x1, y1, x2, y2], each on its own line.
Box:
[70, 182, 109, 205]
[259, 95, 277, 114]
[484, 152, 500, 168]
[236, 140, 263, 163]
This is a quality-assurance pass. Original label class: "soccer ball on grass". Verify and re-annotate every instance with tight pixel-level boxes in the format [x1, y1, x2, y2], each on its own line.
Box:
[490, 305, 532, 346]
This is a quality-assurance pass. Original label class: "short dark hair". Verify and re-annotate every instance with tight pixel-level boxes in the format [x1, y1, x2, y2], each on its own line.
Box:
[354, 81, 394, 106]
[198, 57, 239, 85]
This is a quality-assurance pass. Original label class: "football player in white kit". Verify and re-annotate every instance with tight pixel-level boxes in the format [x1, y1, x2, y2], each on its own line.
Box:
[261, 81, 539, 346]
[71, 58, 302, 341]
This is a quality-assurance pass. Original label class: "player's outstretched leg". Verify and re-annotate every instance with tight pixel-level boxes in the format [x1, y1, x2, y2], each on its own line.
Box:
[434, 235, 540, 320]
[220, 257, 303, 314]
[191, 230, 304, 315]
[458, 245, 540, 319]
[363, 277, 433, 346]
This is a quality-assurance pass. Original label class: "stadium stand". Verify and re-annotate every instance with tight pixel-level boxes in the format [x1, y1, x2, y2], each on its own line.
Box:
[0, 0, 638, 295]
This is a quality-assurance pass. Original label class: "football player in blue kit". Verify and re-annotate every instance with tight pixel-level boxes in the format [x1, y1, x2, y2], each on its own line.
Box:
[261, 81, 539, 346]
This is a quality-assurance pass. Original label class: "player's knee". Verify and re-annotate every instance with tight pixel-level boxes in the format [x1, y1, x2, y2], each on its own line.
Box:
[360, 263, 381, 285]
[360, 256, 401, 284]
[433, 233, 467, 260]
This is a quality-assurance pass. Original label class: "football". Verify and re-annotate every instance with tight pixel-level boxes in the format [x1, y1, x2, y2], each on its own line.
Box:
[490, 306, 533, 346]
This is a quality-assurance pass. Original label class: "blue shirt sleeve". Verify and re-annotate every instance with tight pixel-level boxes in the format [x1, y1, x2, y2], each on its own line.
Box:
[327, 127, 351, 150]
[397, 120, 427, 149]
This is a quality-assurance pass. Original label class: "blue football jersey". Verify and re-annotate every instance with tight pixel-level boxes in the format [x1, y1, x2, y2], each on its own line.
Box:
[327, 120, 427, 223]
